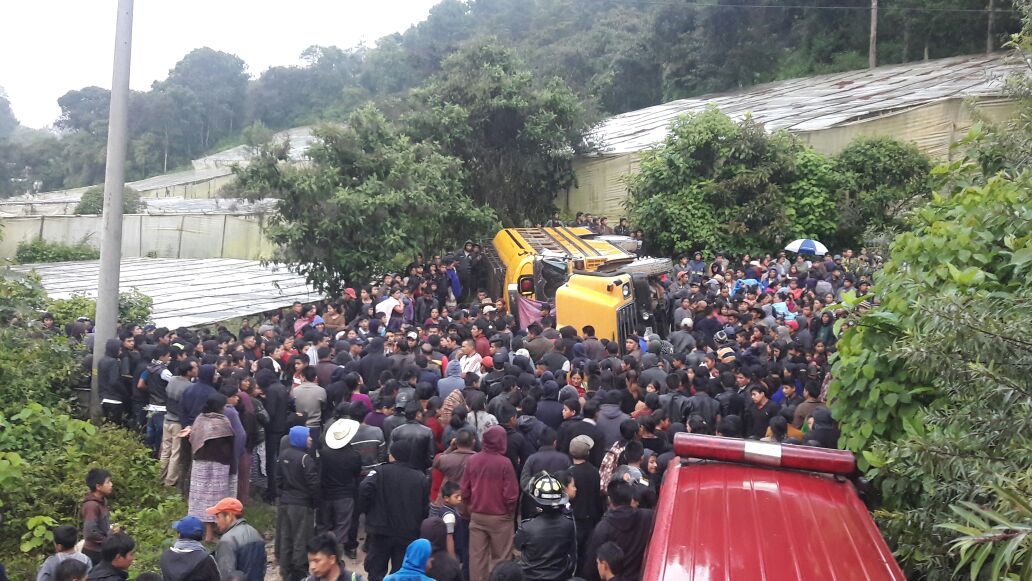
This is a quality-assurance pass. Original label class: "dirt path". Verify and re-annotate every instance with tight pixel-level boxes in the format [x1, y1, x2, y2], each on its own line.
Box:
[264, 527, 369, 580]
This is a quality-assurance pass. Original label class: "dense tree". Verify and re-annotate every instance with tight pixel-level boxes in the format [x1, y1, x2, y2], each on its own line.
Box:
[234, 106, 498, 292]
[0, 88, 17, 141]
[626, 108, 842, 256]
[404, 40, 585, 224]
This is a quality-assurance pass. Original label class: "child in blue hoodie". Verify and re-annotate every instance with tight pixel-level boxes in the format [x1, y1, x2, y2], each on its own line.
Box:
[383, 539, 433, 581]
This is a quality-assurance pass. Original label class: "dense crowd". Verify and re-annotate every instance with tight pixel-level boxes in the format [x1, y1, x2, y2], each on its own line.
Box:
[34, 238, 877, 581]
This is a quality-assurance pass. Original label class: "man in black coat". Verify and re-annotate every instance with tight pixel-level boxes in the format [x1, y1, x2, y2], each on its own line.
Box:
[360, 440, 430, 581]
[582, 481, 654, 581]
[556, 399, 605, 468]
[388, 400, 436, 472]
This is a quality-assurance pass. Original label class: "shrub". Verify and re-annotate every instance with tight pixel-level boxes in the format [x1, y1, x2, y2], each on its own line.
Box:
[14, 238, 100, 264]
[0, 408, 185, 578]
[73, 185, 141, 215]
[46, 288, 154, 328]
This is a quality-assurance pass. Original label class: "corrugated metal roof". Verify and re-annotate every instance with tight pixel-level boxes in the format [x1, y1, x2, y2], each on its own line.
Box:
[11, 258, 321, 329]
[592, 53, 1022, 155]
[192, 126, 317, 167]
[645, 459, 905, 580]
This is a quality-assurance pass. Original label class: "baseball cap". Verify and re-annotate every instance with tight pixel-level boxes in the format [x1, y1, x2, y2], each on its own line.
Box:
[482, 305, 497, 314]
[680, 317, 693, 329]
[172, 515, 204, 538]
[406, 331, 418, 340]
[344, 288, 357, 299]
[569, 435, 594, 459]
[205, 497, 243, 516]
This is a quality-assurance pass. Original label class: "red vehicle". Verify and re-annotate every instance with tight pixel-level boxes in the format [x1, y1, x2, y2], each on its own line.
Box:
[643, 433, 905, 580]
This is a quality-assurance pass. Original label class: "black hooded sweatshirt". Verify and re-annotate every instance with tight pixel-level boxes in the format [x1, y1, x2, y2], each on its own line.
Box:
[256, 369, 290, 436]
[98, 339, 126, 402]
[420, 517, 463, 581]
[582, 506, 654, 581]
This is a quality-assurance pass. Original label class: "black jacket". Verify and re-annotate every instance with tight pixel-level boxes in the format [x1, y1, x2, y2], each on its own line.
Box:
[556, 417, 605, 468]
[715, 389, 746, 420]
[86, 562, 129, 581]
[98, 339, 126, 402]
[320, 442, 363, 499]
[744, 399, 781, 440]
[263, 380, 291, 436]
[515, 510, 578, 580]
[359, 458, 429, 539]
[582, 507, 654, 581]
[277, 445, 321, 507]
[685, 392, 720, 426]
[569, 462, 604, 525]
[389, 420, 436, 472]
[160, 541, 221, 581]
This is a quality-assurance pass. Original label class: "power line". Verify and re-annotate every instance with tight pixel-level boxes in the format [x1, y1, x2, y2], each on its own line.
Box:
[612, 0, 1022, 14]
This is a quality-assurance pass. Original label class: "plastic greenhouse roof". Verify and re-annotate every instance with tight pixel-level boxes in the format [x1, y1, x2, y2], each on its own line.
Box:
[589, 53, 1022, 155]
[12, 258, 321, 329]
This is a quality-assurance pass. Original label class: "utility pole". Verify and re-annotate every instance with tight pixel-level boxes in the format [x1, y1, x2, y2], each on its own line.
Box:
[90, 0, 134, 421]
[869, 0, 879, 69]
[987, 0, 996, 53]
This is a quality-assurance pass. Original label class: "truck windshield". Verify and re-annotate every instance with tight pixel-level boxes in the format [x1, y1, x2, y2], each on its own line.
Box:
[540, 259, 567, 299]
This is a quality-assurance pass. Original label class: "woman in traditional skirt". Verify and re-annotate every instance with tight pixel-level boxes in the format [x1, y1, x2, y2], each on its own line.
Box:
[188, 392, 234, 542]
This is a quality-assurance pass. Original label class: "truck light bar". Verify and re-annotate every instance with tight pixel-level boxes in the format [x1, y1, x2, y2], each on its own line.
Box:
[673, 433, 856, 476]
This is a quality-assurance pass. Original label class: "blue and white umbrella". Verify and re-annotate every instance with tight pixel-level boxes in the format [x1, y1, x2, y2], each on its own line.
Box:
[784, 238, 829, 256]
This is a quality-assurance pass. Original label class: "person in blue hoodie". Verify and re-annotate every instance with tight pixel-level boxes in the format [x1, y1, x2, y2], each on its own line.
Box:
[383, 539, 433, 581]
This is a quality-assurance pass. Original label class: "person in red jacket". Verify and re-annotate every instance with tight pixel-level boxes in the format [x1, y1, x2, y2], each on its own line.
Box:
[460, 425, 518, 581]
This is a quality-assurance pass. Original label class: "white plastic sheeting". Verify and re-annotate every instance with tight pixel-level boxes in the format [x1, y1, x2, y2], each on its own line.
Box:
[587, 53, 1021, 155]
[0, 214, 275, 261]
[11, 258, 321, 329]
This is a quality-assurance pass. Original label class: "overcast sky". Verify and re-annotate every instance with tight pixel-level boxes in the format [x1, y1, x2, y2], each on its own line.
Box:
[0, 0, 441, 128]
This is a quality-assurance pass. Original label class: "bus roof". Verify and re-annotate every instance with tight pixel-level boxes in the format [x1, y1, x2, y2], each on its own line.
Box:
[501, 227, 635, 262]
[644, 458, 905, 581]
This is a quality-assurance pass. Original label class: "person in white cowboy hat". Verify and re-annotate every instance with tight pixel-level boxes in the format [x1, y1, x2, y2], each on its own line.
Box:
[318, 403, 363, 551]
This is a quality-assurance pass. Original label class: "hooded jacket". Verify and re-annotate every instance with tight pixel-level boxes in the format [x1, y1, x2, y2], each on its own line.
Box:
[595, 402, 630, 451]
[358, 338, 393, 389]
[277, 426, 320, 507]
[582, 506, 655, 581]
[419, 518, 463, 581]
[535, 381, 566, 430]
[98, 339, 126, 402]
[639, 353, 667, 388]
[384, 538, 433, 581]
[806, 407, 840, 448]
[460, 425, 518, 516]
[256, 369, 290, 436]
[360, 441, 429, 539]
[180, 365, 218, 427]
[160, 538, 220, 581]
[437, 360, 464, 398]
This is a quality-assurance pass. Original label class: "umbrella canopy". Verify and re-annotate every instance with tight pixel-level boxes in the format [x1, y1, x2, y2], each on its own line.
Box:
[784, 239, 829, 256]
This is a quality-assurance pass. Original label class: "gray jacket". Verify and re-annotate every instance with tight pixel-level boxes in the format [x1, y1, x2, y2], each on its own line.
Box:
[214, 518, 266, 581]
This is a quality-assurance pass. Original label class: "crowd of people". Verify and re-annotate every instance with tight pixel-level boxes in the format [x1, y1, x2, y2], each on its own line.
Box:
[34, 236, 876, 581]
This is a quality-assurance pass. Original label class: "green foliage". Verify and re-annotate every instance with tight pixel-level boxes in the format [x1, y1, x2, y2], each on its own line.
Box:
[15, 238, 100, 264]
[0, 269, 47, 325]
[833, 137, 932, 246]
[404, 40, 585, 224]
[0, 87, 17, 141]
[74, 185, 141, 215]
[828, 171, 1032, 577]
[236, 106, 499, 292]
[45, 288, 153, 328]
[940, 485, 1032, 580]
[626, 108, 841, 256]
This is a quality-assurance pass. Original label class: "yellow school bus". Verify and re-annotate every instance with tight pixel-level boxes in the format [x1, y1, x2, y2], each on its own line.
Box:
[484, 227, 667, 343]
